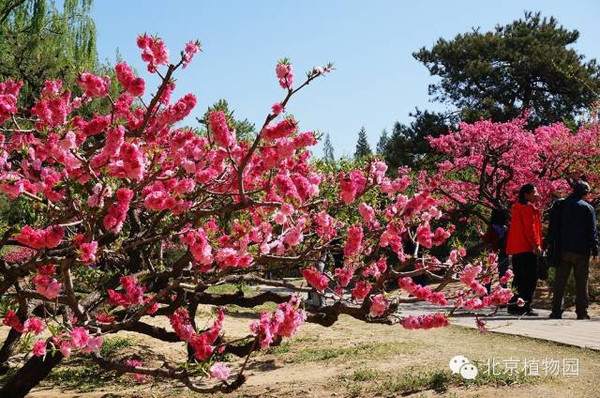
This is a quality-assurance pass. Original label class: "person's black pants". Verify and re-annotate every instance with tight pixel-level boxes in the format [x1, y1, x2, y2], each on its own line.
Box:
[551, 251, 590, 316]
[509, 252, 538, 312]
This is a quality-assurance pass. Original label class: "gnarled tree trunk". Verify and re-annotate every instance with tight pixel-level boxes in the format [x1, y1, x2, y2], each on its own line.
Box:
[0, 348, 63, 398]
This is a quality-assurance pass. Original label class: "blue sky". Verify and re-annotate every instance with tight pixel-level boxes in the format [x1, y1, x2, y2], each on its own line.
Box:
[91, 1, 600, 158]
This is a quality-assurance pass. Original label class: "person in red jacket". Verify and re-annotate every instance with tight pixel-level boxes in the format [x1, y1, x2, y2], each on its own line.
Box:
[506, 183, 543, 316]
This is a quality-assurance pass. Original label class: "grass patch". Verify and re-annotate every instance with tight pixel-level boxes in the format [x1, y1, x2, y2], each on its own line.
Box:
[266, 341, 292, 355]
[339, 363, 543, 396]
[204, 283, 258, 296]
[279, 341, 414, 363]
[100, 336, 136, 358]
[345, 368, 381, 382]
[292, 334, 320, 343]
[227, 301, 278, 315]
[46, 363, 122, 393]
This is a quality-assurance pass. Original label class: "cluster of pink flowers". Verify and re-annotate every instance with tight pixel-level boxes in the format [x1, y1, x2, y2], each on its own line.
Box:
[23, 316, 47, 335]
[208, 110, 236, 148]
[250, 297, 306, 348]
[415, 224, 451, 249]
[32, 340, 47, 357]
[53, 327, 103, 357]
[142, 180, 191, 215]
[398, 277, 447, 306]
[95, 312, 116, 323]
[369, 294, 389, 317]
[29, 327, 104, 358]
[401, 313, 449, 329]
[103, 188, 134, 233]
[0, 78, 23, 123]
[2, 310, 24, 332]
[358, 202, 377, 227]
[361, 258, 388, 280]
[32, 264, 62, 299]
[447, 247, 467, 265]
[339, 170, 367, 204]
[466, 286, 514, 308]
[499, 269, 514, 286]
[30, 80, 72, 128]
[283, 225, 304, 247]
[344, 225, 363, 258]
[15, 225, 64, 250]
[459, 264, 488, 295]
[314, 211, 337, 240]
[0, 178, 34, 200]
[182, 40, 201, 69]
[90, 126, 124, 171]
[169, 308, 195, 341]
[79, 241, 98, 263]
[124, 359, 146, 382]
[76, 73, 110, 98]
[273, 203, 294, 225]
[215, 247, 253, 269]
[137, 34, 169, 72]
[115, 62, 145, 97]
[169, 307, 224, 360]
[352, 281, 372, 300]
[181, 228, 213, 268]
[74, 234, 98, 263]
[335, 265, 355, 287]
[210, 363, 231, 381]
[156, 93, 197, 126]
[273, 170, 321, 203]
[262, 119, 298, 140]
[107, 276, 148, 309]
[271, 102, 284, 116]
[2, 312, 46, 335]
[275, 62, 293, 89]
[300, 267, 329, 291]
[87, 183, 112, 208]
[108, 142, 147, 181]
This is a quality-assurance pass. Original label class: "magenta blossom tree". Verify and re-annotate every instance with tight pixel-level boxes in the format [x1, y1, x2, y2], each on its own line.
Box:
[426, 116, 600, 220]
[0, 36, 511, 396]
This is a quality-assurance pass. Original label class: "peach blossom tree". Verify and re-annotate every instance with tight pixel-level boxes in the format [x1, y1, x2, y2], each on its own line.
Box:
[0, 36, 511, 396]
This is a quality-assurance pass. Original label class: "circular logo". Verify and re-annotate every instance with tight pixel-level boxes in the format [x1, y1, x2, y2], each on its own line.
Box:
[449, 355, 469, 374]
[459, 362, 479, 380]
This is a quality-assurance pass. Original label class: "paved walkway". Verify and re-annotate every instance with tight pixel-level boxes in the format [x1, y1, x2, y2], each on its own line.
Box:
[400, 302, 600, 351]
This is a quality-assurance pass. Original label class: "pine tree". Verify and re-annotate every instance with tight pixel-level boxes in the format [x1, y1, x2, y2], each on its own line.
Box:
[413, 12, 600, 125]
[323, 133, 335, 164]
[376, 129, 389, 155]
[382, 109, 452, 172]
[354, 127, 372, 159]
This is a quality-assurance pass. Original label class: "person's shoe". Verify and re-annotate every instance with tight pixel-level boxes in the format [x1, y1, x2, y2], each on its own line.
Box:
[548, 312, 562, 319]
[577, 314, 591, 320]
[524, 310, 539, 316]
[507, 307, 525, 315]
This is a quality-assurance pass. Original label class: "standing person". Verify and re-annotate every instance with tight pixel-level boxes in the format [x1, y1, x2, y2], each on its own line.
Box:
[482, 208, 510, 291]
[506, 184, 543, 316]
[549, 181, 598, 320]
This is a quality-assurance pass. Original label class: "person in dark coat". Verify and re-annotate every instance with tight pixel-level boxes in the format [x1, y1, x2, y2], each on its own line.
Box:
[549, 181, 598, 320]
